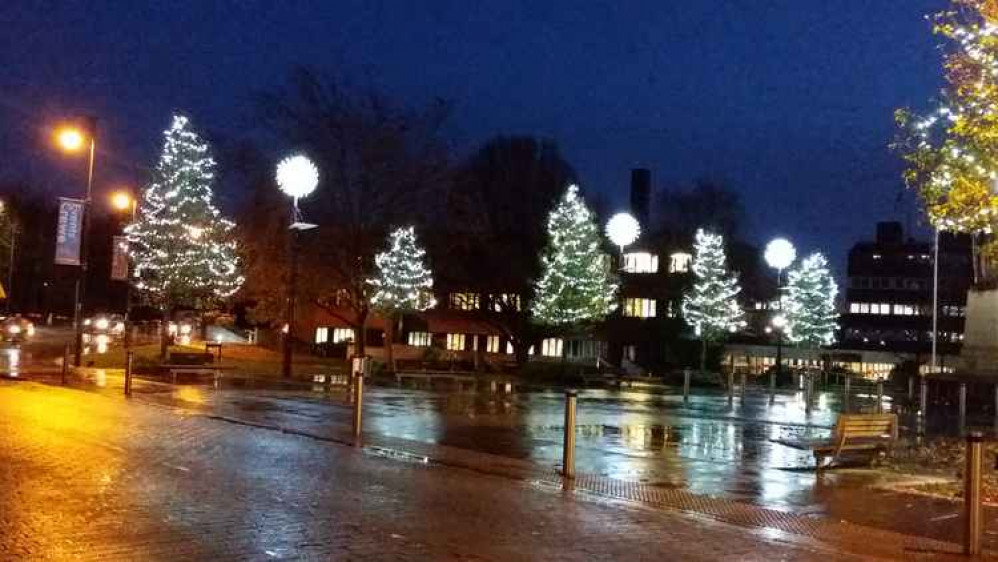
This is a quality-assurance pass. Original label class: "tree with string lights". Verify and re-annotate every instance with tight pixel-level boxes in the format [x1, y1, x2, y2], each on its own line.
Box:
[128, 114, 243, 356]
[682, 228, 745, 373]
[895, 0, 998, 271]
[531, 184, 618, 328]
[784, 253, 838, 351]
[368, 225, 436, 369]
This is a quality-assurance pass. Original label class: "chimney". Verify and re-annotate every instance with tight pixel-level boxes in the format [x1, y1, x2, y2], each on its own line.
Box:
[630, 168, 651, 227]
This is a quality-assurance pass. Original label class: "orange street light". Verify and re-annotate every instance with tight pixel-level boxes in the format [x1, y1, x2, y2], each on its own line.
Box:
[110, 191, 134, 212]
[56, 127, 86, 152]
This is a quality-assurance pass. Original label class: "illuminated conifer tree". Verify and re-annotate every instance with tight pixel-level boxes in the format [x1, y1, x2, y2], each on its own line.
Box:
[784, 253, 838, 349]
[682, 228, 745, 372]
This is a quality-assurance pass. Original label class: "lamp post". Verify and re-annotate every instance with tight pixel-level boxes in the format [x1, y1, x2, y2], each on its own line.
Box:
[55, 118, 97, 367]
[110, 190, 137, 349]
[276, 155, 319, 379]
[764, 238, 796, 385]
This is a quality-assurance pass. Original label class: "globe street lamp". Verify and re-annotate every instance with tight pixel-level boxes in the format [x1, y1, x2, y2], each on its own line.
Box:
[764, 237, 795, 398]
[110, 190, 136, 349]
[606, 212, 641, 275]
[55, 118, 97, 367]
[276, 155, 319, 378]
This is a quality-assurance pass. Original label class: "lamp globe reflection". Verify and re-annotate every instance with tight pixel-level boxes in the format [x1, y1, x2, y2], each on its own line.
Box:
[764, 238, 796, 271]
[275, 155, 319, 200]
[605, 212, 640, 249]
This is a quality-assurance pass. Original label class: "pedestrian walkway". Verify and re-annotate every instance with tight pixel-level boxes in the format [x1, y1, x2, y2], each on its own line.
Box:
[0, 381, 869, 561]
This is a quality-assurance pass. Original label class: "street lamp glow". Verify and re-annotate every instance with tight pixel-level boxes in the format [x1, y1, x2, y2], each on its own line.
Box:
[110, 191, 133, 211]
[56, 127, 86, 152]
[605, 212, 640, 249]
[764, 238, 796, 271]
[772, 314, 788, 329]
[276, 155, 319, 200]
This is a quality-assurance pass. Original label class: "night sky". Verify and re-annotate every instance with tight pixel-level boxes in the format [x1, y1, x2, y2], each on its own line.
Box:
[0, 1, 948, 272]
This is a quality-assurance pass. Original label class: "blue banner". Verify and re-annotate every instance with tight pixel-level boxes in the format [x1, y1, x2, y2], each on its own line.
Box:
[55, 197, 84, 266]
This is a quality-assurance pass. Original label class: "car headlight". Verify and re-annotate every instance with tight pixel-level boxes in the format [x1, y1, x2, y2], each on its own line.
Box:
[83, 319, 92, 326]
[7, 325, 21, 335]
[95, 318, 109, 330]
[180, 324, 192, 335]
[25, 325, 34, 337]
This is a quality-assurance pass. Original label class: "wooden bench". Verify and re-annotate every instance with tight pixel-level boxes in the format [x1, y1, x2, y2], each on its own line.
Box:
[776, 413, 898, 471]
[160, 352, 231, 384]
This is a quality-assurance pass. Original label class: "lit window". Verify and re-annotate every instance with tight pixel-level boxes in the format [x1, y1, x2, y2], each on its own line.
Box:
[623, 298, 656, 318]
[408, 331, 432, 347]
[506, 341, 514, 354]
[872, 254, 882, 260]
[489, 293, 521, 312]
[880, 303, 891, 315]
[486, 335, 500, 353]
[449, 292, 480, 311]
[315, 327, 329, 344]
[859, 303, 869, 314]
[894, 304, 915, 316]
[332, 328, 354, 343]
[622, 252, 659, 273]
[870, 303, 880, 315]
[446, 333, 466, 351]
[755, 302, 765, 310]
[849, 302, 860, 314]
[669, 252, 692, 273]
[541, 338, 563, 357]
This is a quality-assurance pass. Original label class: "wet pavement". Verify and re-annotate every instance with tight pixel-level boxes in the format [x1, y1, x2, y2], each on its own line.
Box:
[0, 380, 874, 561]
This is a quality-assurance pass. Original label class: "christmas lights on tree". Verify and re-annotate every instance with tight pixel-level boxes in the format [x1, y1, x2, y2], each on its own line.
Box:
[531, 185, 618, 325]
[895, 0, 998, 234]
[127, 114, 243, 307]
[784, 253, 838, 348]
[682, 228, 745, 371]
[368, 225, 436, 313]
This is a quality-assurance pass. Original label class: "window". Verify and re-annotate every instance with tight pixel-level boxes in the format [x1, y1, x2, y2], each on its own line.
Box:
[408, 331, 432, 347]
[894, 304, 916, 316]
[486, 335, 501, 353]
[859, 303, 870, 314]
[489, 293, 521, 312]
[870, 303, 881, 315]
[849, 302, 860, 314]
[449, 292, 480, 311]
[541, 338, 563, 357]
[331, 328, 354, 343]
[669, 252, 692, 273]
[943, 305, 966, 317]
[880, 303, 890, 315]
[315, 327, 329, 344]
[623, 298, 656, 318]
[446, 333, 466, 351]
[506, 341, 515, 354]
[622, 252, 659, 273]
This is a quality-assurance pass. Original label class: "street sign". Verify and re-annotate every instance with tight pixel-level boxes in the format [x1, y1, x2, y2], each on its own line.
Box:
[54, 197, 84, 266]
[111, 236, 129, 281]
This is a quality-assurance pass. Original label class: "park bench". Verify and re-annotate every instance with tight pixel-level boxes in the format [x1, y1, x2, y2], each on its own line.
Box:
[775, 413, 898, 471]
[160, 352, 232, 384]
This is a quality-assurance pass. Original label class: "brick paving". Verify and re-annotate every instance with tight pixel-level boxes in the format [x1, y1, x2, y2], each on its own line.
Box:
[0, 381, 879, 561]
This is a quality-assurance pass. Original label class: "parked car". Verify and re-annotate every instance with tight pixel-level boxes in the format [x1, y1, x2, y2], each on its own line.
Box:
[83, 313, 126, 338]
[0, 316, 35, 343]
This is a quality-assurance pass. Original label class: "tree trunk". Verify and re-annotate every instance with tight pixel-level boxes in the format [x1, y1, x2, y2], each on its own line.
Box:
[514, 339, 529, 367]
[384, 314, 395, 372]
[160, 307, 171, 360]
[699, 338, 708, 375]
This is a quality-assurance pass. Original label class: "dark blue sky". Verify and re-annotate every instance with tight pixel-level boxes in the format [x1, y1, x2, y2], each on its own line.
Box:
[1, 1, 947, 271]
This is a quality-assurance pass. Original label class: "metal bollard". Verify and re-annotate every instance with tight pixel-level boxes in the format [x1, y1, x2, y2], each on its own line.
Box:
[804, 373, 813, 413]
[876, 382, 884, 414]
[61, 343, 70, 386]
[727, 371, 734, 405]
[908, 376, 915, 401]
[683, 369, 690, 403]
[563, 390, 577, 479]
[739, 372, 747, 396]
[769, 369, 776, 402]
[960, 383, 967, 423]
[920, 377, 928, 418]
[352, 374, 364, 445]
[964, 431, 984, 556]
[124, 352, 133, 396]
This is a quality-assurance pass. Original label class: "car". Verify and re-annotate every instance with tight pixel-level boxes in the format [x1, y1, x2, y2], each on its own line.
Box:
[84, 314, 126, 338]
[0, 316, 35, 343]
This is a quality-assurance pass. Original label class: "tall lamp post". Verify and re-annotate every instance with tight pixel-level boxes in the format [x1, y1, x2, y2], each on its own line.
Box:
[764, 238, 796, 391]
[110, 190, 137, 349]
[276, 155, 319, 379]
[55, 118, 97, 367]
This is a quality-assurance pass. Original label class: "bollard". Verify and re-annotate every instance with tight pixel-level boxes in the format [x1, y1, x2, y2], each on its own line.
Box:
[805, 374, 813, 413]
[683, 369, 690, 403]
[959, 383, 967, 423]
[739, 372, 747, 396]
[920, 377, 928, 418]
[124, 351, 133, 396]
[964, 431, 984, 556]
[876, 382, 884, 414]
[727, 370, 734, 405]
[352, 374, 364, 445]
[843, 375, 851, 414]
[908, 376, 915, 401]
[563, 390, 577, 479]
[768, 369, 775, 402]
[61, 343, 70, 386]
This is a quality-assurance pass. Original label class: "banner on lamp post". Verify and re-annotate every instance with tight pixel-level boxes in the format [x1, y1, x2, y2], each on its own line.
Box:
[54, 197, 84, 266]
[111, 236, 129, 281]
